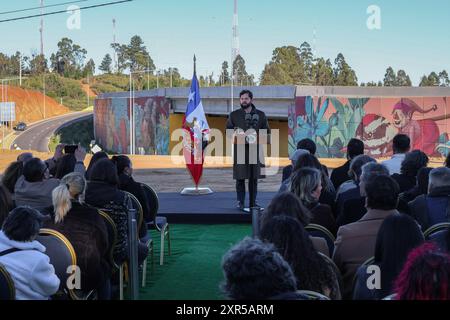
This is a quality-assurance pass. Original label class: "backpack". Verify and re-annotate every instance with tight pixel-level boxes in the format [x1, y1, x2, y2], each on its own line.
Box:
[102, 196, 131, 265]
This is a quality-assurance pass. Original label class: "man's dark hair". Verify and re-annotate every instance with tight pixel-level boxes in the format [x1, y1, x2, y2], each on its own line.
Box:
[23, 158, 46, 183]
[347, 138, 364, 159]
[296, 139, 317, 155]
[366, 175, 400, 210]
[221, 237, 297, 300]
[55, 154, 77, 180]
[239, 90, 253, 100]
[2, 206, 43, 242]
[89, 158, 119, 186]
[86, 151, 109, 180]
[445, 153, 450, 169]
[393, 134, 411, 154]
[400, 150, 429, 177]
[111, 155, 132, 176]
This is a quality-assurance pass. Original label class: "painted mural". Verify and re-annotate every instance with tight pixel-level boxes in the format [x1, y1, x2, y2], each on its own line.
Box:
[94, 96, 170, 155]
[289, 96, 450, 159]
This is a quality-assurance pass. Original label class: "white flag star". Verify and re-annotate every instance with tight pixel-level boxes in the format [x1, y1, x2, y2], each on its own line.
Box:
[188, 91, 195, 102]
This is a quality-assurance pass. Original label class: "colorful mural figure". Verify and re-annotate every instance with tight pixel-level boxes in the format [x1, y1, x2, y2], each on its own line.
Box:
[94, 96, 170, 155]
[289, 96, 450, 159]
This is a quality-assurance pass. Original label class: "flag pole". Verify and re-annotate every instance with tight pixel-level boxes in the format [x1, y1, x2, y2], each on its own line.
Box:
[180, 55, 213, 196]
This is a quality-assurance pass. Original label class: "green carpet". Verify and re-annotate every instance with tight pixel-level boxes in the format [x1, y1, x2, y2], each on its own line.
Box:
[139, 224, 252, 300]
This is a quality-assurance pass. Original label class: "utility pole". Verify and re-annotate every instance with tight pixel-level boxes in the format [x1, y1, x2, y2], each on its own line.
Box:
[40, 0, 44, 57]
[19, 54, 22, 86]
[112, 18, 117, 73]
[231, 0, 240, 112]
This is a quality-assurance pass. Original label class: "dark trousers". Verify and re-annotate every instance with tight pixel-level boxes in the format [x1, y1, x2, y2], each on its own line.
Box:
[236, 179, 258, 207]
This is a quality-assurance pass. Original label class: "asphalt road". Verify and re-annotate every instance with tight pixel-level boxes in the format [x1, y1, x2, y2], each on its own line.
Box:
[11, 112, 93, 152]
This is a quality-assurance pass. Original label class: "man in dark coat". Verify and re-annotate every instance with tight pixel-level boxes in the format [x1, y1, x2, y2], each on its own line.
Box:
[226, 90, 270, 209]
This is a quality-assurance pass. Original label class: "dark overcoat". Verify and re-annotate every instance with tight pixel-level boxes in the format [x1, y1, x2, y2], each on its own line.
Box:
[226, 105, 270, 180]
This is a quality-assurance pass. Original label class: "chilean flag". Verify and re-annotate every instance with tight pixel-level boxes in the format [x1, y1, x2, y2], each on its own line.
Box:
[182, 72, 210, 187]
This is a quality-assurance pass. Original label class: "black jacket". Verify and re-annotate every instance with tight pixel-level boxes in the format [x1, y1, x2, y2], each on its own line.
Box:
[43, 202, 110, 291]
[391, 174, 416, 194]
[118, 174, 151, 223]
[226, 105, 270, 180]
[337, 197, 367, 228]
[305, 202, 337, 236]
[409, 186, 450, 231]
[331, 161, 351, 191]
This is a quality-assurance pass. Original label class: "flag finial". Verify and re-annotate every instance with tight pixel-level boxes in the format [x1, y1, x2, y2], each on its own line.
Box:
[193, 55, 197, 76]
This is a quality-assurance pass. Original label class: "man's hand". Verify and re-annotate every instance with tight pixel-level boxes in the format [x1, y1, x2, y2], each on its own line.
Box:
[75, 144, 87, 162]
[54, 144, 66, 161]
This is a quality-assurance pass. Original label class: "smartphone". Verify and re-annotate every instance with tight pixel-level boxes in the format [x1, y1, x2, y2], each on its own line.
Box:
[64, 145, 78, 154]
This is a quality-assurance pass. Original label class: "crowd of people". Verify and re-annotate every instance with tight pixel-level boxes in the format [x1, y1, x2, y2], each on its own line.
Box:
[0, 145, 152, 300]
[222, 135, 450, 300]
[1, 134, 450, 300]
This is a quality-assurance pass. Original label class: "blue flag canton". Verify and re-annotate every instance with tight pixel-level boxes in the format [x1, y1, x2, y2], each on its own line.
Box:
[186, 75, 201, 117]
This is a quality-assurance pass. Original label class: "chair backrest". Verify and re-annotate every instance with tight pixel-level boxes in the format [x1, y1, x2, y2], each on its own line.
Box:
[98, 210, 119, 269]
[305, 224, 335, 256]
[424, 222, 450, 240]
[0, 263, 15, 300]
[122, 191, 143, 234]
[140, 183, 159, 223]
[351, 256, 376, 296]
[36, 229, 77, 299]
[382, 293, 397, 300]
[296, 290, 330, 300]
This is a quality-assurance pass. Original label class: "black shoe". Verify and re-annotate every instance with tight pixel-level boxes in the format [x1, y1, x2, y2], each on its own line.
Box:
[236, 202, 244, 210]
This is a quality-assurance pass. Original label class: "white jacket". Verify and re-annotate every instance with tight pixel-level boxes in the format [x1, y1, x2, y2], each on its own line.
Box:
[0, 231, 60, 300]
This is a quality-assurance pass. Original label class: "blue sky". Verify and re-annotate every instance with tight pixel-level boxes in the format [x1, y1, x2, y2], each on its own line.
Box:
[0, 0, 449, 85]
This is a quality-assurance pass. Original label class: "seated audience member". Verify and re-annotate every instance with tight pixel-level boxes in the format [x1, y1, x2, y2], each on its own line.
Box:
[393, 242, 450, 300]
[261, 192, 329, 257]
[283, 139, 328, 181]
[85, 151, 109, 180]
[430, 225, 450, 253]
[42, 173, 111, 299]
[353, 214, 424, 300]
[54, 153, 82, 180]
[391, 150, 429, 193]
[221, 237, 307, 300]
[280, 149, 309, 187]
[0, 184, 13, 226]
[445, 153, 450, 168]
[14, 150, 86, 211]
[111, 155, 151, 222]
[337, 162, 390, 227]
[333, 175, 400, 299]
[335, 155, 376, 219]
[0, 207, 60, 300]
[397, 167, 432, 214]
[84, 159, 148, 264]
[409, 167, 450, 231]
[382, 134, 411, 175]
[286, 154, 336, 209]
[1, 161, 24, 196]
[261, 216, 341, 300]
[290, 168, 336, 235]
[17, 152, 33, 164]
[331, 139, 364, 191]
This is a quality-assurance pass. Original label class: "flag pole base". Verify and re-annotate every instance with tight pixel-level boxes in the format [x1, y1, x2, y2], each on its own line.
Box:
[180, 187, 214, 196]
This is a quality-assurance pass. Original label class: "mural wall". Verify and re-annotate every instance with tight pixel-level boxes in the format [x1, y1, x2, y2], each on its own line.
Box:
[289, 96, 450, 159]
[94, 96, 170, 155]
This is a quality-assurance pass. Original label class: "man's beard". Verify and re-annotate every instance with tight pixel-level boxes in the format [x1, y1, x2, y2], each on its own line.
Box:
[241, 103, 251, 109]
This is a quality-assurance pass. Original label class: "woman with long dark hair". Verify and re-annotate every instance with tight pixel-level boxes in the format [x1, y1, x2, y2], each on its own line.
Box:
[353, 214, 424, 300]
[85, 152, 109, 180]
[261, 215, 341, 299]
[392, 150, 429, 193]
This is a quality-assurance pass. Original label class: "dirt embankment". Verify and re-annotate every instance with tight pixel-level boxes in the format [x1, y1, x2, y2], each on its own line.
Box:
[1, 85, 69, 124]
